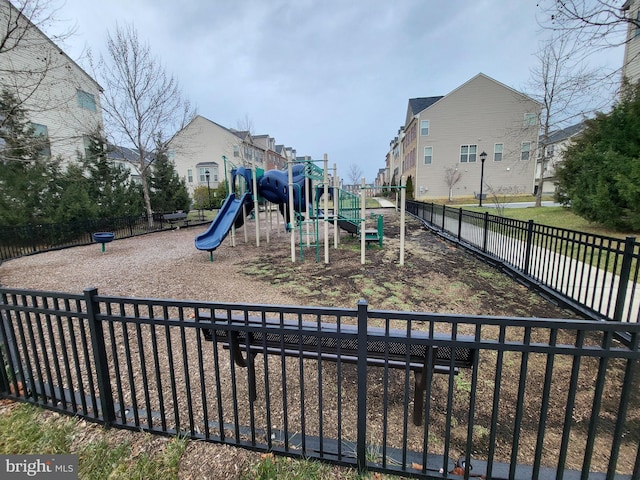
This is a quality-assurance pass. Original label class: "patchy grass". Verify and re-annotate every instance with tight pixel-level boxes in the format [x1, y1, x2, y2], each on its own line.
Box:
[0, 402, 400, 479]
[0, 403, 74, 454]
[240, 454, 336, 480]
[0, 403, 187, 480]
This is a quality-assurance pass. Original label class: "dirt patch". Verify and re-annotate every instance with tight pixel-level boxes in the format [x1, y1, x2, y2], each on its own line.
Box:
[241, 210, 572, 318]
[0, 208, 635, 478]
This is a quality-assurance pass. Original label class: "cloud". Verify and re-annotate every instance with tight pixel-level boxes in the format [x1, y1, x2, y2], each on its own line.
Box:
[48, 0, 625, 182]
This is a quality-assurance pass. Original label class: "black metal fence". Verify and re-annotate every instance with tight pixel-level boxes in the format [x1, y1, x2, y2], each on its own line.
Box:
[407, 201, 640, 324]
[0, 213, 208, 261]
[1, 286, 638, 479]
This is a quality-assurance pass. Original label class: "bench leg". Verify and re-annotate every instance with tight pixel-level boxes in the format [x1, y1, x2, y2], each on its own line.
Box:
[413, 371, 425, 426]
[247, 352, 257, 403]
[228, 332, 258, 403]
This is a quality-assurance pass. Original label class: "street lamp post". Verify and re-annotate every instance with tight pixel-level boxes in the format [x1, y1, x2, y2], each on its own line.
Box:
[205, 169, 212, 209]
[479, 151, 487, 207]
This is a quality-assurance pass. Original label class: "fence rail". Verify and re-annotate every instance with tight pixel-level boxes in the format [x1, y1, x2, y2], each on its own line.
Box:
[1, 286, 638, 479]
[407, 201, 640, 324]
[0, 213, 208, 262]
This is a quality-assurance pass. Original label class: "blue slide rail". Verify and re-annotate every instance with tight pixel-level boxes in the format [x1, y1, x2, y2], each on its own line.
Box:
[194, 192, 251, 252]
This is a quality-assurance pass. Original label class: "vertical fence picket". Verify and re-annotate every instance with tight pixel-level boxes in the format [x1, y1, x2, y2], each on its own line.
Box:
[356, 299, 368, 473]
[523, 219, 534, 276]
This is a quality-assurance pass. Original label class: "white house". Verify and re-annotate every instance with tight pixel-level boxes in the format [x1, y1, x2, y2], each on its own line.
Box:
[0, 0, 104, 164]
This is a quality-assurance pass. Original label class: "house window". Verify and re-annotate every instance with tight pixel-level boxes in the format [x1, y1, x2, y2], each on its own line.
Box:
[524, 113, 537, 126]
[31, 123, 51, 157]
[187, 169, 193, 183]
[424, 146, 433, 165]
[521, 142, 531, 161]
[494, 143, 503, 162]
[199, 166, 219, 182]
[460, 144, 477, 163]
[420, 120, 430, 136]
[77, 90, 96, 111]
[233, 145, 240, 157]
[546, 145, 554, 157]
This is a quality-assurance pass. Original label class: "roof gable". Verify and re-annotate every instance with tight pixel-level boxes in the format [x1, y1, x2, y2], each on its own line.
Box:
[405, 73, 540, 127]
[406, 96, 443, 124]
[443, 73, 539, 106]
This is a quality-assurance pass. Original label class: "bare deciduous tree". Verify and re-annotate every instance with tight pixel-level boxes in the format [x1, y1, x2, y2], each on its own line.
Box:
[537, 1, 636, 79]
[486, 184, 525, 216]
[347, 163, 364, 187]
[229, 114, 257, 169]
[90, 23, 195, 226]
[526, 33, 614, 206]
[538, 0, 635, 46]
[444, 166, 462, 202]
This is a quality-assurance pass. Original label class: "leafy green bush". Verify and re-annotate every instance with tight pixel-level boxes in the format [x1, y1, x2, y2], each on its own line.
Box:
[555, 83, 640, 232]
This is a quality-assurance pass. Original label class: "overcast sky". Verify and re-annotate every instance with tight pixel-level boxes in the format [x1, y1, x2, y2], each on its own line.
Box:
[49, 0, 625, 183]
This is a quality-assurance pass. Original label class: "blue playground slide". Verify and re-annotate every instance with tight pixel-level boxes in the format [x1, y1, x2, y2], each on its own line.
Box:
[194, 192, 252, 252]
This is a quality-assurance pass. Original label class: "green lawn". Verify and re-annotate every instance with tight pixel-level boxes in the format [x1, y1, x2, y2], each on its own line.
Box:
[463, 206, 637, 239]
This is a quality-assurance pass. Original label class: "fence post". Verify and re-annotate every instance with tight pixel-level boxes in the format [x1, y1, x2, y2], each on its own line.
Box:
[523, 220, 535, 276]
[457, 208, 463, 241]
[0, 297, 23, 395]
[356, 299, 368, 473]
[0, 308, 11, 394]
[429, 202, 434, 224]
[441, 205, 446, 230]
[482, 212, 489, 253]
[84, 287, 116, 425]
[613, 237, 636, 322]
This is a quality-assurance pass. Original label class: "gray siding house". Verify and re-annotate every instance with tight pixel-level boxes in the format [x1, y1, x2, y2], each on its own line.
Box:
[390, 73, 541, 201]
[535, 121, 586, 195]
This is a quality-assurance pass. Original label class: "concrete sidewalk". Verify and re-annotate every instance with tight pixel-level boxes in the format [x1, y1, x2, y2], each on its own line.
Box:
[373, 197, 396, 208]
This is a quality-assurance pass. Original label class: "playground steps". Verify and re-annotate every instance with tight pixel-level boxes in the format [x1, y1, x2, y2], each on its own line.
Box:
[362, 213, 384, 248]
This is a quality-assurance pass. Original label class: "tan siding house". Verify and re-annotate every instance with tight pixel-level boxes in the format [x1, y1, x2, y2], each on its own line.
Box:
[168, 115, 237, 195]
[0, 0, 104, 164]
[168, 115, 292, 197]
[401, 73, 540, 200]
